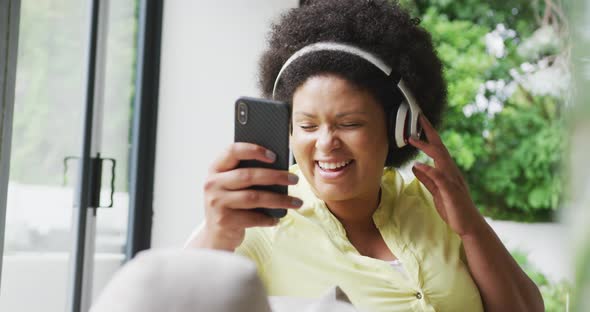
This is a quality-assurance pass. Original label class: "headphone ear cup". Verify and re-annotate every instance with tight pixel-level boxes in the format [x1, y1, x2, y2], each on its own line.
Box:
[388, 108, 396, 145]
[394, 102, 409, 148]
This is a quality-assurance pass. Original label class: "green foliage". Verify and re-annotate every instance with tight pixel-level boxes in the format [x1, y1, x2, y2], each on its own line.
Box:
[511, 250, 572, 311]
[413, 0, 541, 37]
[420, 8, 491, 170]
[408, 1, 567, 221]
[479, 94, 564, 214]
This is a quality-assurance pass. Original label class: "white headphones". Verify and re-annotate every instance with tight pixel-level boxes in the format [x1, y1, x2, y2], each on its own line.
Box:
[272, 41, 422, 148]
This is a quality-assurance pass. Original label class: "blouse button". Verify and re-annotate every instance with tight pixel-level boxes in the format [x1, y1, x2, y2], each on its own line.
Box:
[415, 292, 423, 299]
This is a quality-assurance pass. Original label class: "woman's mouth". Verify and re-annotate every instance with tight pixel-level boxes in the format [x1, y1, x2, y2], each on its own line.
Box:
[315, 160, 354, 179]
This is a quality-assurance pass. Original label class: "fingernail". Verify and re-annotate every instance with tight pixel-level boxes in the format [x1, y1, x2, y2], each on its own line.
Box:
[414, 161, 425, 168]
[291, 198, 303, 207]
[288, 173, 299, 184]
[266, 150, 276, 162]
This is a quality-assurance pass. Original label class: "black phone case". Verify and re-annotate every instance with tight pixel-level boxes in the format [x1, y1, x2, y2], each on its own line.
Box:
[234, 97, 290, 218]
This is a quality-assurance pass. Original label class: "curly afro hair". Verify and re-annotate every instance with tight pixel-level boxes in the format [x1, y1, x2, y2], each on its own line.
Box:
[258, 0, 447, 168]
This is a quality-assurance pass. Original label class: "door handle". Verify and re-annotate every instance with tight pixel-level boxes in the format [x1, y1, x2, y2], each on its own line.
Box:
[63, 154, 117, 208]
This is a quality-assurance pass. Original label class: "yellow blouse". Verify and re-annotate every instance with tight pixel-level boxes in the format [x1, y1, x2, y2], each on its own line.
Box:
[236, 165, 483, 312]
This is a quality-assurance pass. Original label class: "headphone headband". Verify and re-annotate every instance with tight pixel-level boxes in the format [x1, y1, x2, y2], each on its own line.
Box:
[272, 42, 392, 96]
[272, 41, 422, 148]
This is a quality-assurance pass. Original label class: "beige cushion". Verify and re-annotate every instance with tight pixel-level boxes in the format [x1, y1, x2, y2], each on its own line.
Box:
[91, 249, 271, 312]
[270, 286, 359, 312]
[91, 248, 359, 312]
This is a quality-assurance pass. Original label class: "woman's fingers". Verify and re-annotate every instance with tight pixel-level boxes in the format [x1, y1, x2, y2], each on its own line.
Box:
[222, 210, 280, 229]
[413, 162, 449, 221]
[212, 168, 299, 191]
[206, 189, 303, 211]
[408, 136, 440, 160]
[414, 162, 465, 205]
[418, 114, 443, 146]
[201, 143, 295, 251]
[413, 162, 449, 190]
[409, 116, 463, 177]
[412, 163, 438, 195]
[209, 142, 276, 173]
[408, 116, 450, 161]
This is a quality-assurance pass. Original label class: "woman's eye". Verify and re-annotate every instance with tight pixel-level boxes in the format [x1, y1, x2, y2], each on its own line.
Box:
[341, 123, 361, 128]
[299, 125, 317, 130]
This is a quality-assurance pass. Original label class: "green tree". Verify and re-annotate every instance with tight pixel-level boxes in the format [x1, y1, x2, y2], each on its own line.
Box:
[403, 0, 568, 221]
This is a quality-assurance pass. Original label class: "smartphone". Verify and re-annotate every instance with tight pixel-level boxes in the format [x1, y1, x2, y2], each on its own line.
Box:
[234, 96, 291, 218]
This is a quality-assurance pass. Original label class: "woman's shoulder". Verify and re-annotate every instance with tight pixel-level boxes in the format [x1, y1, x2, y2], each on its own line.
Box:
[385, 167, 432, 200]
[381, 167, 434, 211]
[380, 166, 447, 230]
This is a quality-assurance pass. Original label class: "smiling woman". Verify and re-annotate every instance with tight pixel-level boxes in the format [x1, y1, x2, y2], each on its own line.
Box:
[185, 1, 544, 311]
[291, 76, 389, 204]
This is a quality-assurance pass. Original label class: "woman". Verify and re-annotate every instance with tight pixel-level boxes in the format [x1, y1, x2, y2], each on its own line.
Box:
[186, 1, 544, 311]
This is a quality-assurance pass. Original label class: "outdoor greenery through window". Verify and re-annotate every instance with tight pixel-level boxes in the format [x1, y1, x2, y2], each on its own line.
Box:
[398, 0, 570, 310]
[402, 0, 568, 222]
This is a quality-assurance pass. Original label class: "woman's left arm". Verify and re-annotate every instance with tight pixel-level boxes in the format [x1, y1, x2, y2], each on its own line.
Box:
[408, 115, 544, 312]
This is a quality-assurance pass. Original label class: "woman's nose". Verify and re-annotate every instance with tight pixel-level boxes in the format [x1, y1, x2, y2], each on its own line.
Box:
[315, 126, 341, 152]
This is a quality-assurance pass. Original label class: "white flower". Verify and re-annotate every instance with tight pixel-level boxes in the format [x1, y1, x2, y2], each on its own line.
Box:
[476, 93, 488, 111]
[466, 79, 514, 119]
[520, 62, 536, 73]
[485, 24, 519, 59]
[488, 97, 504, 117]
[486, 31, 506, 58]
[520, 63, 569, 97]
[517, 25, 561, 61]
[463, 104, 476, 117]
[486, 80, 497, 90]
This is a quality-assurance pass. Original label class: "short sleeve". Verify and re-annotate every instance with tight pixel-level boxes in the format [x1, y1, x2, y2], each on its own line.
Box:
[235, 226, 274, 278]
[402, 176, 467, 266]
[411, 178, 470, 266]
[184, 221, 274, 276]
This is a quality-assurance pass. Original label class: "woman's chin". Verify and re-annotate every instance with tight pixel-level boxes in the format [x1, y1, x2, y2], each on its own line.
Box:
[312, 183, 355, 202]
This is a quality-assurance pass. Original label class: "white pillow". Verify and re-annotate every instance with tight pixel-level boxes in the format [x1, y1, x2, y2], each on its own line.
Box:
[92, 248, 360, 312]
[91, 249, 271, 312]
[269, 286, 359, 312]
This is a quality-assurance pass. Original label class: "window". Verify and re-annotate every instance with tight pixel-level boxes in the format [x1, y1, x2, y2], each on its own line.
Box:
[0, 1, 139, 311]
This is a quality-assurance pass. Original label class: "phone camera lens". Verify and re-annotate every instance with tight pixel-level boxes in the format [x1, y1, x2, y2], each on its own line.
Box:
[237, 102, 248, 125]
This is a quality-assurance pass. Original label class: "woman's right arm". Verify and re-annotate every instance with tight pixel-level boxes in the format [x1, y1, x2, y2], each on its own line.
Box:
[184, 142, 302, 252]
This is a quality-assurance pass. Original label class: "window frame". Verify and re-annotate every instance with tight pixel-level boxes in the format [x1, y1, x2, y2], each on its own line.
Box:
[0, 0, 163, 308]
[125, 0, 164, 260]
[0, 0, 21, 288]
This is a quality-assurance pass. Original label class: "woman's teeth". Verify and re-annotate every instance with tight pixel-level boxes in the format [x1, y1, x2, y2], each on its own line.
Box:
[318, 160, 352, 170]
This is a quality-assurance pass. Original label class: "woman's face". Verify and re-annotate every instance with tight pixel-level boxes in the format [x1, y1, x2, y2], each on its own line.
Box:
[291, 75, 389, 202]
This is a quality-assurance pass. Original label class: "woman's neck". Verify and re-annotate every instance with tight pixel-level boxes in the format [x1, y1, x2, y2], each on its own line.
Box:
[324, 187, 382, 232]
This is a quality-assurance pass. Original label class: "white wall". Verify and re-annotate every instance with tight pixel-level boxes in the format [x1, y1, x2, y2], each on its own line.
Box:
[153, 0, 299, 247]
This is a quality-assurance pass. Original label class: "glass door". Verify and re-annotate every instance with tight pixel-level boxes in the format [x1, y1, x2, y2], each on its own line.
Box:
[0, 1, 138, 311]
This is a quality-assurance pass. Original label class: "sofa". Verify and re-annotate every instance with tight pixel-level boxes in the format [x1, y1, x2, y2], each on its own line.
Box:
[90, 249, 359, 312]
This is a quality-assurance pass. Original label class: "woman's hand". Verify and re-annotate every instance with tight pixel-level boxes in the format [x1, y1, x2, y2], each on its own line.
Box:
[194, 142, 302, 251]
[408, 115, 486, 238]
[410, 116, 545, 311]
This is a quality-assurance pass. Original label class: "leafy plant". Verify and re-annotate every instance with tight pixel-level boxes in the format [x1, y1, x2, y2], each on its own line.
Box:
[409, 1, 568, 221]
[511, 250, 572, 311]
